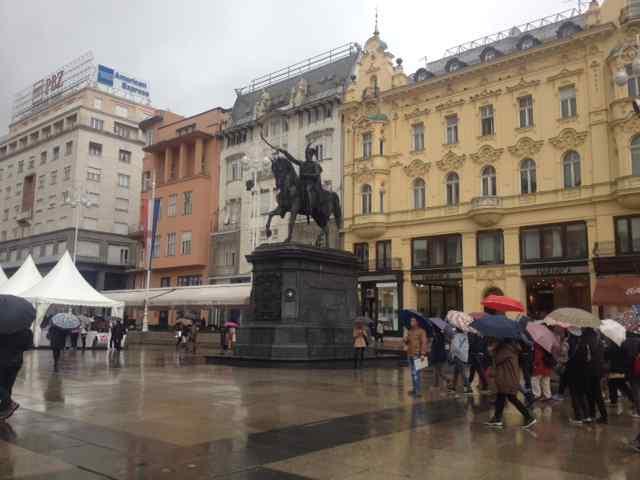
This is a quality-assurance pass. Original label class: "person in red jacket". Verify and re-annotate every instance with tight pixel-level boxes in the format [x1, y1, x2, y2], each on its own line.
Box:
[532, 342, 554, 401]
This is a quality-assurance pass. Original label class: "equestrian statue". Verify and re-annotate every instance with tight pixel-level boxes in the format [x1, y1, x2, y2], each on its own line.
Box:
[259, 130, 342, 245]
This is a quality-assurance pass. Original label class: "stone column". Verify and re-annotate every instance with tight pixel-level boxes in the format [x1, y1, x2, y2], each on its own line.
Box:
[195, 138, 204, 174]
[179, 143, 187, 178]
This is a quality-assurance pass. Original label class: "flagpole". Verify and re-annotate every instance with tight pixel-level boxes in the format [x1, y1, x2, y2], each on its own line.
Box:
[142, 171, 156, 333]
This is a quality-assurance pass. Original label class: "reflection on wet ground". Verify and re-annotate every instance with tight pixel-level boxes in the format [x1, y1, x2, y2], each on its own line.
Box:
[0, 348, 639, 479]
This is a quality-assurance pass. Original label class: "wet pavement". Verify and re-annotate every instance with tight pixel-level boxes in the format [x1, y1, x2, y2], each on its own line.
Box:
[1, 348, 639, 479]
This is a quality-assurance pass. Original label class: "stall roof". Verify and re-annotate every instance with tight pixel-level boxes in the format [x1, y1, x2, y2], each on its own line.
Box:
[104, 283, 251, 307]
[0, 255, 42, 296]
[592, 276, 640, 306]
[22, 251, 124, 308]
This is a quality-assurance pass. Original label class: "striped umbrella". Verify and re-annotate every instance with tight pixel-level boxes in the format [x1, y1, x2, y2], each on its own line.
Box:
[51, 312, 81, 330]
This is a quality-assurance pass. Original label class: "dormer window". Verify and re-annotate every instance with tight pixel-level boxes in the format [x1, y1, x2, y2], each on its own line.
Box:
[481, 47, 500, 63]
[557, 22, 581, 40]
[518, 35, 538, 51]
[445, 59, 465, 73]
[415, 68, 433, 82]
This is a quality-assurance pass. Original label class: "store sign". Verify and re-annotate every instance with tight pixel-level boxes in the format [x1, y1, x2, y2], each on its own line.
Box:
[32, 70, 64, 106]
[412, 271, 462, 283]
[97, 64, 150, 101]
[520, 263, 589, 277]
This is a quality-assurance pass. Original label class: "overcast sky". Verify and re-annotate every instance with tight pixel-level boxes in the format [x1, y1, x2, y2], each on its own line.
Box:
[0, 0, 582, 134]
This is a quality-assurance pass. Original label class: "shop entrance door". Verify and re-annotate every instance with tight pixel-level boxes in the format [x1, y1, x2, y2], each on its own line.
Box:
[525, 275, 591, 319]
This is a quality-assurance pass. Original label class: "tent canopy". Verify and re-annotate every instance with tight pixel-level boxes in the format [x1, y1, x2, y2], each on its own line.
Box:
[0, 255, 42, 295]
[22, 251, 123, 308]
[105, 283, 251, 307]
[0, 265, 7, 287]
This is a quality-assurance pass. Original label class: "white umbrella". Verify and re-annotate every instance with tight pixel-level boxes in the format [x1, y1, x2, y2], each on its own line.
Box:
[600, 319, 626, 347]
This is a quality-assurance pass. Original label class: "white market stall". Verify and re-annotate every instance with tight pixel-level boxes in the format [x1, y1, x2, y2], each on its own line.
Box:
[0, 255, 43, 295]
[21, 251, 124, 346]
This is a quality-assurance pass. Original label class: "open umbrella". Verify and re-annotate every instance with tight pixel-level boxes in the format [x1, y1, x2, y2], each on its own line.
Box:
[600, 319, 626, 347]
[399, 310, 433, 336]
[481, 295, 524, 313]
[546, 308, 599, 328]
[0, 294, 36, 334]
[446, 310, 477, 333]
[615, 314, 640, 334]
[526, 323, 557, 353]
[224, 321, 239, 328]
[51, 312, 81, 330]
[470, 314, 523, 340]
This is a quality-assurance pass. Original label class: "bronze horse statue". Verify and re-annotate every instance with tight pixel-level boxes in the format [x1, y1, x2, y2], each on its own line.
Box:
[260, 132, 342, 245]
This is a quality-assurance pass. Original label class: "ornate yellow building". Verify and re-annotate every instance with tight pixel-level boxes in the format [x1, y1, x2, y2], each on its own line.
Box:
[342, 0, 640, 333]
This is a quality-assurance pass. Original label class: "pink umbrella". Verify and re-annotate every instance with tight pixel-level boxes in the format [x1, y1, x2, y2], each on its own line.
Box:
[224, 321, 239, 328]
[526, 323, 557, 353]
[446, 310, 477, 333]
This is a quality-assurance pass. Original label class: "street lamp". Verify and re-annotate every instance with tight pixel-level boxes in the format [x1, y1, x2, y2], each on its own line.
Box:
[241, 154, 271, 251]
[63, 191, 96, 264]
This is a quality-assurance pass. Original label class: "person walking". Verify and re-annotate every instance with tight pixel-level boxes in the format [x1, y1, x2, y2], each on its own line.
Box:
[566, 330, 589, 424]
[449, 330, 471, 394]
[190, 322, 199, 354]
[581, 328, 608, 424]
[375, 320, 385, 345]
[485, 339, 536, 429]
[551, 327, 570, 401]
[353, 322, 368, 369]
[622, 333, 640, 418]
[531, 342, 554, 402]
[468, 332, 490, 393]
[604, 338, 635, 410]
[429, 327, 449, 389]
[80, 324, 88, 351]
[0, 329, 32, 421]
[69, 327, 80, 351]
[112, 321, 125, 351]
[49, 324, 67, 372]
[405, 317, 428, 397]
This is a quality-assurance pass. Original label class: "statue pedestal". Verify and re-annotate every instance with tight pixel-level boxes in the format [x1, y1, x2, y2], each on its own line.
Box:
[236, 243, 360, 361]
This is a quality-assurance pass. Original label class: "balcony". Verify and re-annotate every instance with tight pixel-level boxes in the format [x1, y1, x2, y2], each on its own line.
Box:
[359, 258, 403, 272]
[614, 175, 640, 208]
[593, 241, 616, 258]
[468, 196, 504, 227]
[620, 2, 640, 26]
[351, 213, 387, 239]
[16, 209, 33, 225]
[128, 224, 146, 239]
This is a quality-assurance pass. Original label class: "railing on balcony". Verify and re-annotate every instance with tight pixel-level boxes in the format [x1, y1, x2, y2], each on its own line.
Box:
[16, 209, 33, 225]
[471, 196, 502, 209]
[359, 257, 403, 272]
[593, 241, 616, 257]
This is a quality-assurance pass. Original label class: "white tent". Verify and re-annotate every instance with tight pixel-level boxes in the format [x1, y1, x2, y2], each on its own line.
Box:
[0, 265, 7, 287]
[0, 255, 42, 295]
[104, 284, 251, 307]
[21, 251, 124, 346]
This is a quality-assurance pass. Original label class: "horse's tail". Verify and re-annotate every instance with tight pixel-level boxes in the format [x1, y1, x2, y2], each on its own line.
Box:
[332, 193, 343, 229]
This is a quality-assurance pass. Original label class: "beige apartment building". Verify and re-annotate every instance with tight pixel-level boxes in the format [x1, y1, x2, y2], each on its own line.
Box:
[342, 0, 640, 334]
[0, 56, 154, 288]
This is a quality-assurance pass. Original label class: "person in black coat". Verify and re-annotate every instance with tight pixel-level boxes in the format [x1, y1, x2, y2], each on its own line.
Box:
[604, 339, 634, 408]
[49, 325, 67, 372]
[429, 328, 449, 388]
[576, 328, 607, 424]
[0, 329, 32, 421]
[621, 334, 640, 418]
[468, 332, 490, 392]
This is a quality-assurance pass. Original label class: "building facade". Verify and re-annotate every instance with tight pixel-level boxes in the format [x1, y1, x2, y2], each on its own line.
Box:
[0, 83, 154, 289]
[210, 44, 361, 284]
[132, 108, 228, 328]
[342, 0, 640, 334]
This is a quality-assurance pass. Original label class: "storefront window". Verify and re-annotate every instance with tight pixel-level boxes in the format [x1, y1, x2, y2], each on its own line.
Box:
[412, 235, 462, 269]
[616, 216, 640, 254]
[377, 283, 399, 331]
[354, 243, 369, 268]
[477, 230, 504, 265]
[521, 222, 587, 262]
[417, 283, 462, 319]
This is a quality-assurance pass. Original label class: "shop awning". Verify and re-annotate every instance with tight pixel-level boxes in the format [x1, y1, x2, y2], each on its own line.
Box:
[592, 276, 640, 306]
[103, 284, 251, 307]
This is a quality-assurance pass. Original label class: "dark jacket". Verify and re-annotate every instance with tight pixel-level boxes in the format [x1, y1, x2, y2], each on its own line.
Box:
[493, 341, 522, 395]
[0, 329, 33, 366]
[49, 325, 68, 350]
[574, 329, 605, 378]
[621, 336, 640, 373]
[429, 329, 448, 364]
[604, 341, 627, 374]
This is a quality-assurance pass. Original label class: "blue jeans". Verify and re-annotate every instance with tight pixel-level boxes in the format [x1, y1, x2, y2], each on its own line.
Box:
[409, 357, 421, 394]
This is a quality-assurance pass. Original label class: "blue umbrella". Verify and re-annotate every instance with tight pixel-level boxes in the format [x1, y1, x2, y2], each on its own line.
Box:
[399, 309, 434, 336]
[470, 314, 524, 340]
[51, 312, 81, 330]
[429, 317, 455, 338]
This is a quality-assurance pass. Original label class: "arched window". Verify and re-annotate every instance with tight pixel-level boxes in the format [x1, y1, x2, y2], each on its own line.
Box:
[563, 151, 581, 188]
[519, 35, 537, 51]
[413, 178, 426, 209]
[446, 172, 460, 206]
[632, 136, 640, 176]
[361, 184, 372, 215]
[557, 22, 580, 40]
[520, 159, 537, 194]
[481, 165, 497, 196]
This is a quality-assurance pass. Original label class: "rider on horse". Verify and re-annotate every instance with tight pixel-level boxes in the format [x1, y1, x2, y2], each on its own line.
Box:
[277, 143, 323, 213]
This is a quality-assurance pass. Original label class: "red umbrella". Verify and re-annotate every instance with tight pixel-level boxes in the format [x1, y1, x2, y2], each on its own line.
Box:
[224, 321, 239, 328]
[481, 295, 524, 313]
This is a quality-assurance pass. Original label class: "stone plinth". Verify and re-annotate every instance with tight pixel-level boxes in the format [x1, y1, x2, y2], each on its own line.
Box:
[235, 243, 360, 360]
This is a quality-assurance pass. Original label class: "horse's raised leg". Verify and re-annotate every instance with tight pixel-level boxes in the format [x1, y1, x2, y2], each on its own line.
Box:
[265, 207, 280, 238]
[285, 204, 299, 242]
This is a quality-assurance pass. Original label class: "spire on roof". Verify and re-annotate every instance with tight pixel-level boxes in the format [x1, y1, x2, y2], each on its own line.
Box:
[374, 6, 379, 36]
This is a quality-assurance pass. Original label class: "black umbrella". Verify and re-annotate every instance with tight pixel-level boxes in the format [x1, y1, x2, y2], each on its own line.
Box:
[470, 314, 524, 340]
[0, 295, 36, 334]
